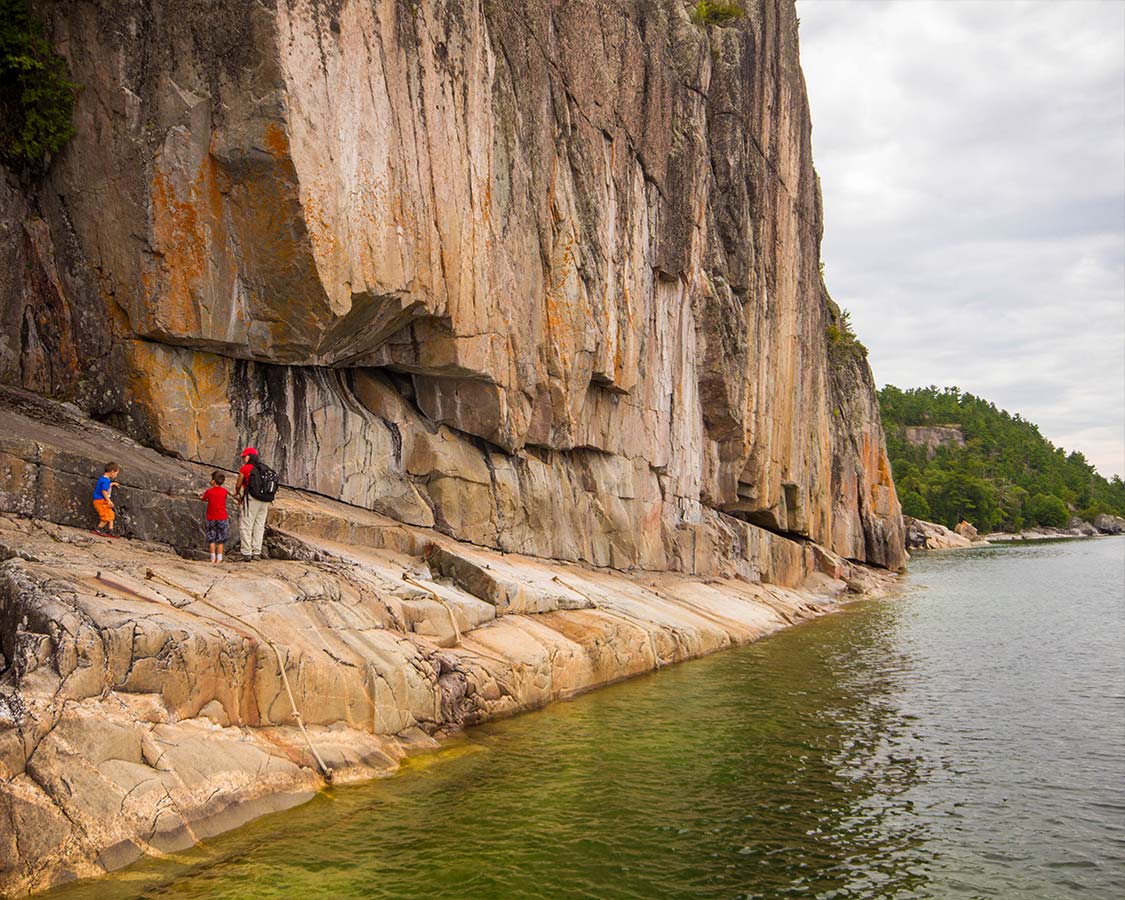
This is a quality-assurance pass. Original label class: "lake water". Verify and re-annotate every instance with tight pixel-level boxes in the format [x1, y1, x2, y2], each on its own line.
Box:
[46, 538, 1125, 899]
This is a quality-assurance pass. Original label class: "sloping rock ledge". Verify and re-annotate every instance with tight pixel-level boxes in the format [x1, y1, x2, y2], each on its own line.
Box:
[0, 390, 895, 897]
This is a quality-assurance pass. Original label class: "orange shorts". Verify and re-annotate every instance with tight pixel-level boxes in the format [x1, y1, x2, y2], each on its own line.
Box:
[92, 498, 114, 524]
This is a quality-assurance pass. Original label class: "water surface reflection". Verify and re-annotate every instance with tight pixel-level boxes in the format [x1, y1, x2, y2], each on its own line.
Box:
[45, 538, 1125, 899]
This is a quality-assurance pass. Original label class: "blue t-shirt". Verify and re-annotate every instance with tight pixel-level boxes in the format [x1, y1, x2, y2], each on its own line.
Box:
[93, 475, 113, 500]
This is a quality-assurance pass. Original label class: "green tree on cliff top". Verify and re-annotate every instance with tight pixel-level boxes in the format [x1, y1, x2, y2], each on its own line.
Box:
[0, 0, 77, 167]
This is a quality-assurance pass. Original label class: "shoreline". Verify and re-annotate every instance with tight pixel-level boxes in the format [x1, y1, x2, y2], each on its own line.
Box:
[981, 530, 1107, 543]
[0, 510, 895, 895]
[0, 383, 903, 898]
[916, 532, 1109, 551]
[45, 569, 911, 900]
[905, 515, 1120, 553]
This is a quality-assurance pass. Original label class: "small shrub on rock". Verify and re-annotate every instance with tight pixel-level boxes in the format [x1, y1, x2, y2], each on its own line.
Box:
[690, 2, 746, 27]
[825, 307, 869, 361]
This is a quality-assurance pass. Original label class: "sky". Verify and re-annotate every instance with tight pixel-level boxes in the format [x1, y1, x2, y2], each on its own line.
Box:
[797, 0, 1125, 479]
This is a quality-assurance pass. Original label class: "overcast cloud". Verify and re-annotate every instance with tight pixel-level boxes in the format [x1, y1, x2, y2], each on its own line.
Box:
[797, 0, 1125, 478]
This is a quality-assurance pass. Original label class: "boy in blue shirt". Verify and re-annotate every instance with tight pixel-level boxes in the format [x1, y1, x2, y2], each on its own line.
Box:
[92, 463, 120, 536]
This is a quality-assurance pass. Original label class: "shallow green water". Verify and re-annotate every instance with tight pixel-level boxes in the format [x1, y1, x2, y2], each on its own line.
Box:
[47, 538, 1125, 899]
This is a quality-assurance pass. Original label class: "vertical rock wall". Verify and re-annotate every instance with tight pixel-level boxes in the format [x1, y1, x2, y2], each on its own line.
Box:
[0, 0, 905, 575]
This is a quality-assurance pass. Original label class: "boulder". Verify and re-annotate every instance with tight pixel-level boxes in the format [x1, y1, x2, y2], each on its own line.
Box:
[903, 516, 974, 551]
[1093, 514, 1125, 535]
[954, 520, 980, 541]
[904, 516, 928, 550]
[1067, 517, 1099, 537]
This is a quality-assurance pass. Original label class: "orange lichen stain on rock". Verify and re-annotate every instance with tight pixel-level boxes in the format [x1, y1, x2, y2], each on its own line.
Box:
[481, 173, 492, 224]
[301, 183, 345, 308]
[262, 122, 290, 159]
[149, 164, 206, 338]
[544, 227, 578, 332]
[123, 341, 174, 448]
[613, 281, 642, 393]
[611, 316, 626, 382]
[877, 448, 893, 487]
[857, 431, 896, 511]
[204, 154, 226, 220]
[149, 143, 244, 340]
[189, 350, 228, 393]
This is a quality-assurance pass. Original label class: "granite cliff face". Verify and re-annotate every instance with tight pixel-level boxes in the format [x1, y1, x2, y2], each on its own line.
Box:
[2, 0, 904, 575]
[1, 0, 905, 892]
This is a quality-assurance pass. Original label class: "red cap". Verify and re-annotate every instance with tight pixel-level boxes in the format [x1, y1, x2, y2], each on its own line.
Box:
[241, 447, 258, 457]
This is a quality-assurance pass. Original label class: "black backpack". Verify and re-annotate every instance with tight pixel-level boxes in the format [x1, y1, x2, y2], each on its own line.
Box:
[247, 460, 280, 502]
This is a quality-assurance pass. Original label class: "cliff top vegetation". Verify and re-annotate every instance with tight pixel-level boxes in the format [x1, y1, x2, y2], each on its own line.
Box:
[880, 384, 1125, 532]
[0, 0, 77, 168]
[825, 304, 868, 363]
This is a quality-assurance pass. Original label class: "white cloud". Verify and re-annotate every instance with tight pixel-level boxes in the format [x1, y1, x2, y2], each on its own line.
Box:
[798, 0, 1125, 477]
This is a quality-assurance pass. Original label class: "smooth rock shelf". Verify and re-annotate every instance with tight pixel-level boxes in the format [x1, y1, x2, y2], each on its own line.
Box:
[0, 390, 893, 895]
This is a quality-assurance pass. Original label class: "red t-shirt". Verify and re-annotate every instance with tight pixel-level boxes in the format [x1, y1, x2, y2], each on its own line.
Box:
[202, 486, 229, 520]
[239, 462, 254, 489]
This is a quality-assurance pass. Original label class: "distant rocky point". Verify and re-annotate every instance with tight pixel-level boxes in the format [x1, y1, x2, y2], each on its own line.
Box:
[904, 513, 1124, 551]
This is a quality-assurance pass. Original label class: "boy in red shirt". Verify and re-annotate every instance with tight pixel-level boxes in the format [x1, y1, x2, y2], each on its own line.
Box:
[200, 471, 230, 563]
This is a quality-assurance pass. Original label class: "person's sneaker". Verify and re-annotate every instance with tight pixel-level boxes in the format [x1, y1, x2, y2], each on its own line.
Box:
[241, 553, 253, 561]
[92, 528, 108, 537]
[252, 554, 262, 561]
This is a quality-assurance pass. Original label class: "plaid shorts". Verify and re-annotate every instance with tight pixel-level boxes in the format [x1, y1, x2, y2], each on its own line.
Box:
[205, 518, 230, 544]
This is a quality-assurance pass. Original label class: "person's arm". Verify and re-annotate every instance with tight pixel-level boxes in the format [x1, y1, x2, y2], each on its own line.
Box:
[100, 485, 114, 507]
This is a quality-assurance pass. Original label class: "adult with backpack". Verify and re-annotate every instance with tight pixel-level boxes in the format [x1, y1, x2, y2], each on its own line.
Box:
[235, 446, 279, 560]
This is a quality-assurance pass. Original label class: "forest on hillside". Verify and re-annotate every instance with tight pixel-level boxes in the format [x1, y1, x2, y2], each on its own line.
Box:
[879, 385, 1125, 532]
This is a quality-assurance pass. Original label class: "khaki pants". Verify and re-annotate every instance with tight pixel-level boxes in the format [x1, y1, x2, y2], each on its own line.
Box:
[240, 497, 271, 556]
